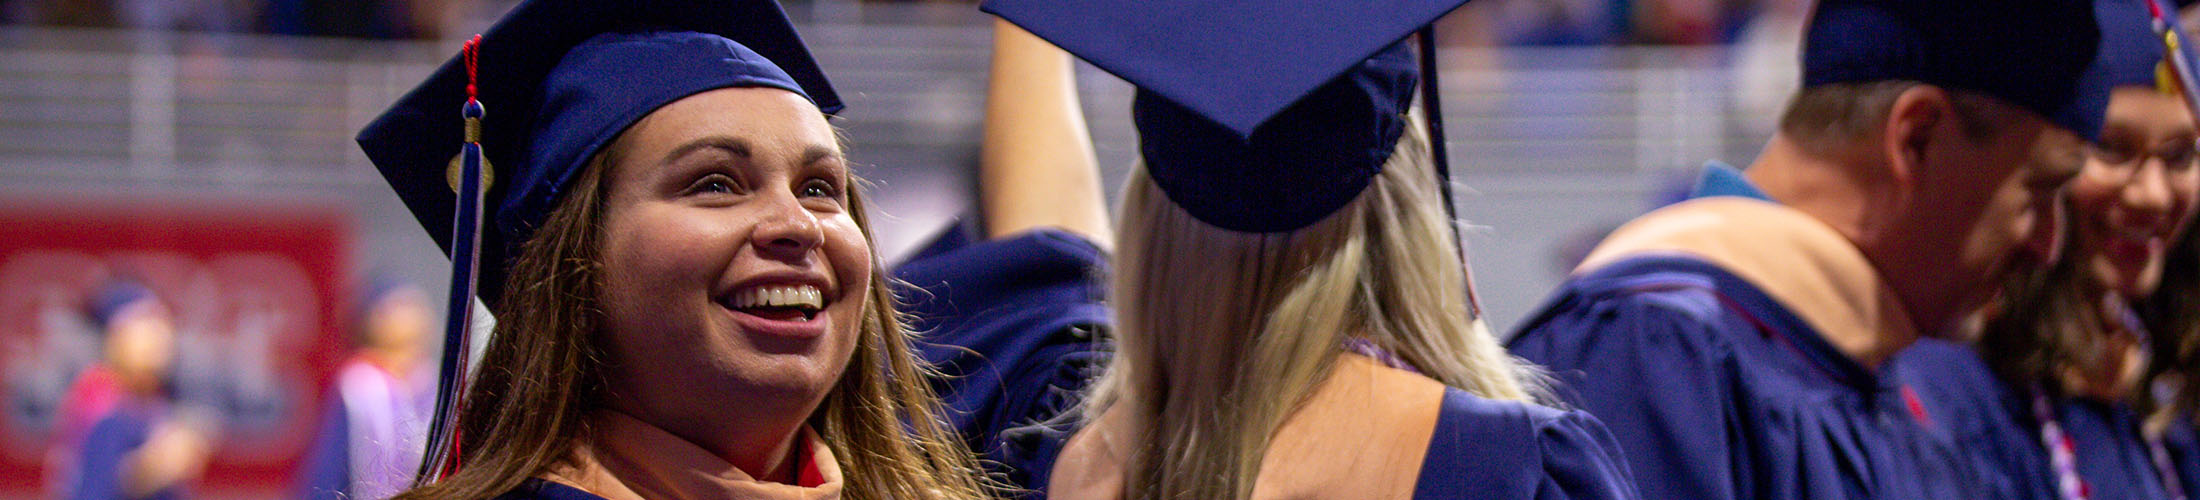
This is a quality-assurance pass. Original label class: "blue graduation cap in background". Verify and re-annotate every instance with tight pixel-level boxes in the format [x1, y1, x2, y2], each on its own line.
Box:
[354, 0, 839, 482]
[2142, 0, 2200, 121]
[2088, 0, 2171, 91]
[1801, 0, 2107, 141]
[982, 0, 1483, 313]
[982, 0, 1475, 235]
[87, 278, 159, 331]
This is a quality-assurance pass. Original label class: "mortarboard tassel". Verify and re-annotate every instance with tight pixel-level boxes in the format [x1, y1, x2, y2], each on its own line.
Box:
[2146, 0, 2200, 128]
[1417, 26, 1484, 320]
[417, 34, 489, 485]
[2125, 7, 2198, 500]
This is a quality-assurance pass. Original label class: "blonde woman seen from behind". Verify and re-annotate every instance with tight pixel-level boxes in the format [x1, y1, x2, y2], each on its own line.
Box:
[982, 1, 1641, 498]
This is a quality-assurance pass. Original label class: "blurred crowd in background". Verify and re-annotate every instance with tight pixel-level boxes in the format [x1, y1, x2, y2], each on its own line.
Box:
[0, 0, 1809, 45]
[0, 0, 2028, 498]
[0, 0, 498, 39]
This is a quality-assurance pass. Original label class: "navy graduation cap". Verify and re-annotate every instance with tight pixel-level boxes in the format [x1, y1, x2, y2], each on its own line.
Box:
[982, 0, 1474, 234]
[2082, 0, 2200, 122]
[87, 278, 158, 330]
[1801, 0, 2106, 141]
[2089, 0, 2171, 91]
[2142, 0, 2200, 122]
[359, 0, 839, 306]
[354, 0, 838, 482]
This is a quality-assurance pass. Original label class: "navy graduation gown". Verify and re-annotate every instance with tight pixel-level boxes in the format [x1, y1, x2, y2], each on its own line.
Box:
[71, 403, 183, 500]
[1415, 387, 1641, 499]
[494, 479, 608, 500]
[893, 224, 1110, 497]
[1044, 368, 1639, 500]
[1895, 338, 2176, 500]
[1507, 255, 1976, 500]
[296, 395, 351, 499]
[2062, 402, 2177, 500]
[1689, 162, 1767, 201]
[896, 224, 1638, 499]
[2163, 419, 2200, 495]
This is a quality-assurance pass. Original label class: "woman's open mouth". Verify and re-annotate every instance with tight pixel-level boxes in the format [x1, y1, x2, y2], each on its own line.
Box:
[2101, 226, 2163, 275]
[729, 284, 824, 320]
[720, 283, 831, 338]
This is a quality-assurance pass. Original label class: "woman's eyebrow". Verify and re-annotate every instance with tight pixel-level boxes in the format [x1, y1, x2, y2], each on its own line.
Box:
[660, 136, 752, 165]
[801, 145, 844, 167]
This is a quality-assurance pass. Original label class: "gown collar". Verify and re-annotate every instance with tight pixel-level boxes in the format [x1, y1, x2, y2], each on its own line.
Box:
[1576, 196, 1920, 369]
[1049, 354, 1444, 500]
[1689, 162, 1772, 202]
[543, 411, 842, 500]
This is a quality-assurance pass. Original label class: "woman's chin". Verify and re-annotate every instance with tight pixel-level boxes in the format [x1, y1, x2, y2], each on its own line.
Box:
[2085, 252, 2157, 300]
[738, 356, 843, 396]
[684, 350, 845, 402]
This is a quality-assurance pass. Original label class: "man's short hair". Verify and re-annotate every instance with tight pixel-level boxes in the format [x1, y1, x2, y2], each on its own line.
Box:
[1778, 81, 2023, 154]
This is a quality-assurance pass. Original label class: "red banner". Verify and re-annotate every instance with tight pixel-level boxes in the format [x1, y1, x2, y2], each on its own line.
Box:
[0, 198, 350, 498]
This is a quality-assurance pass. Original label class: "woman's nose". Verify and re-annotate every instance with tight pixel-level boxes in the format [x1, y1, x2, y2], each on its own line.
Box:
[2121, 161, 2176, 227]
[750, 195, 824, 260]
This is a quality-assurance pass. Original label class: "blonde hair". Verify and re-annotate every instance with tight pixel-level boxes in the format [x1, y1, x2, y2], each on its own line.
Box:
[394, 141, 994, 500]
[1092, 112, 1542, 500]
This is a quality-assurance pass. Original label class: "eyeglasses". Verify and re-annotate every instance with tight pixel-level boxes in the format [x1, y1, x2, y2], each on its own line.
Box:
[2086, 137, 2200, 175]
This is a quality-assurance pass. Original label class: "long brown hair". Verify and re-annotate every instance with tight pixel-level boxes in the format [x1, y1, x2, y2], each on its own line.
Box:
[1977, 257, 2115, 396]
[2142, 224, 2200, 427]
[1977, 198, 2135, 399]
[395, 141, 993, 499]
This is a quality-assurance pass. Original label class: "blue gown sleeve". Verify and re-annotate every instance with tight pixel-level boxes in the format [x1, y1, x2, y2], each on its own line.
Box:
[1891, 339, 2050, 500]
[1508, 274, 1742, 500]
[1413, 389, 1639, 499]
[2165, 421, 2200, 496]
[493, 479, 611, 500]
[70, 411, 163, 500]
[1533, 411, 1641, 500]
[295, 394, 351, 500]
[892, 224, 1111, 497]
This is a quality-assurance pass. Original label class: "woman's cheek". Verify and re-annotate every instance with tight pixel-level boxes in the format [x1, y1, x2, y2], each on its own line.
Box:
[822, 215, 872, 295]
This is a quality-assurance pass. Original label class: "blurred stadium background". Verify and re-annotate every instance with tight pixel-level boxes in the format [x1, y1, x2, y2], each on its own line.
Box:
[0, 0, 1810, 497]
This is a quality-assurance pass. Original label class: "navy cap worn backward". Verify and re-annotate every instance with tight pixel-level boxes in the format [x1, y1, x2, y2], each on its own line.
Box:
[984, 0, 1473, 233]
[1131, 43, 1417, 233]
[1802, 0, 2105, 142]
[356, 0, 839, 304]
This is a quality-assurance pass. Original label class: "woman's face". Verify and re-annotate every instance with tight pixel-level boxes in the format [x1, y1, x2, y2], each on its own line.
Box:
[2073, 88, 2200, 299]
[595, 87, 870, 426]
[363, 287, 430, 360]
[104, 300, 175, 393]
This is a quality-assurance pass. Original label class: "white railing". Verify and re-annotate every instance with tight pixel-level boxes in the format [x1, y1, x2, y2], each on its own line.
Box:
[0, 18, 1796, 332]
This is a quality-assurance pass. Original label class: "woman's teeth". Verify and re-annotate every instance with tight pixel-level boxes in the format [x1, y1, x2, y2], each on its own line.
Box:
[731, 285, 825, 311]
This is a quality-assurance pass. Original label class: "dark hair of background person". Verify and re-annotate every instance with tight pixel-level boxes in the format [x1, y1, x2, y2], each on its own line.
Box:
[2142, 224, 2200, 424]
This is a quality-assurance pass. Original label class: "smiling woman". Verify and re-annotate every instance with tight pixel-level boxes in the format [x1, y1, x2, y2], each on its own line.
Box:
[591, 87, 878, 485]
[1975, 84, 2200, 407]
[1892, 2, 2200, 499]
[351, 1, 992, 499]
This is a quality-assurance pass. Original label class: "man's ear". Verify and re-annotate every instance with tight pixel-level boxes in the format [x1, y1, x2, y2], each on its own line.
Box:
[1881, 85, 1955, 189]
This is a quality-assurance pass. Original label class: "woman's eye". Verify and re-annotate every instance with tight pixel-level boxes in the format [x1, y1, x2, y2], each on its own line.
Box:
[689, 174, 738, 195]
[2160, 139, 2200, 171]
[2091, 142, 2138, 165]
[800, 178, 840, 199]
[2161, 148, 2198, 171]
